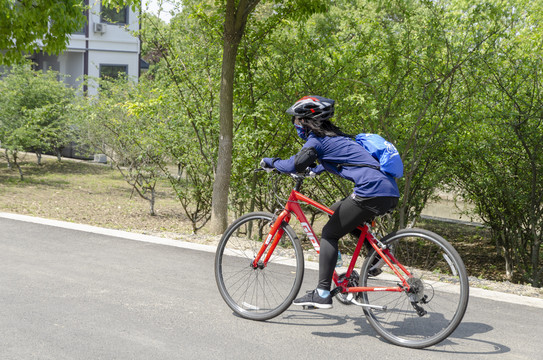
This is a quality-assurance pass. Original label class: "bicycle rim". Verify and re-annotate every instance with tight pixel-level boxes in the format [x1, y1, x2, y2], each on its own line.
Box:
[360, 228, 469, 348]
[215, 212, 304, 321]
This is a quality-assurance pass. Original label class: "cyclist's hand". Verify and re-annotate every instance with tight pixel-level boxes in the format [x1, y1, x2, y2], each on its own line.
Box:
[307, 165, 322, 177]
[260, 158, 277, 172]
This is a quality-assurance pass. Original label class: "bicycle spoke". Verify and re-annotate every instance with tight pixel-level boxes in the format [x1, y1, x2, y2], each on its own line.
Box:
[360, 229, 469, 348]
[215, 212, 304, 320]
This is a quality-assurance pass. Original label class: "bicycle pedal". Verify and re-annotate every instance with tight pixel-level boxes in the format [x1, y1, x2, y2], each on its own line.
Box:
[302, 305, 318, 310]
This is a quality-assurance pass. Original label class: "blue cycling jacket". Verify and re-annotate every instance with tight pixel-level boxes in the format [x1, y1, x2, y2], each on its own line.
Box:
[271, 134, 400, 198]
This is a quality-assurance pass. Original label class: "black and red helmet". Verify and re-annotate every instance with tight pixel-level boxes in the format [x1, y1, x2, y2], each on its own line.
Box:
[286, 95, 335, 121]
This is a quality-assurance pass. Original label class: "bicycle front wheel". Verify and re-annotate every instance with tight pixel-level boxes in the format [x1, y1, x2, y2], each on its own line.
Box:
[215, 212, 304, 321]
[360, 228, 469, 348]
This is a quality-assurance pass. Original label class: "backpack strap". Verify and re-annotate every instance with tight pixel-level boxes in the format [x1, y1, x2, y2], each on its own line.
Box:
[335, 163, 381, 172]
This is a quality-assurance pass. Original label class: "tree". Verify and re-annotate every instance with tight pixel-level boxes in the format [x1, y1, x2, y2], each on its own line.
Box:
[0, 63, 76, 179]
[210, 0, 330, 233]
[237, 0, 503, 231]
[451, 0, 543, 285]
[210, 0, 262, 233]
[330, 0, 507, 229]
[19, 102, 75, 163]
[75, 77, 164, 216]
[226, 2, 347, 219]
[138, 3, 222, 231]
[0, 0, 86, 64]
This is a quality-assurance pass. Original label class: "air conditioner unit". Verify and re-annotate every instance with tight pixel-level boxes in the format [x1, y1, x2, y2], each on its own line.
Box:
[93, 23, 107, 33]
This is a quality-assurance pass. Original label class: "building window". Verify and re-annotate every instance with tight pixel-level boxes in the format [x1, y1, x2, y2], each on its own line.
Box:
[100, 3, 128, 25]
[74, 19, 87, 34]
[74, 3, 87, 34]
[100, 64, 128, 80]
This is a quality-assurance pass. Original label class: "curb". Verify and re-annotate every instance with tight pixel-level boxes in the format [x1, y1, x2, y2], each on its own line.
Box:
[2, 211, 543, 309]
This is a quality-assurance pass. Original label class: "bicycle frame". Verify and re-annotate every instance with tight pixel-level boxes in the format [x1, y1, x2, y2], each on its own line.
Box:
[252, 188, 412, 294]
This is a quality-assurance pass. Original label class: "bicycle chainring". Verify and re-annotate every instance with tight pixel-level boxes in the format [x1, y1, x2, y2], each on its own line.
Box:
[334, 271, 360, 305]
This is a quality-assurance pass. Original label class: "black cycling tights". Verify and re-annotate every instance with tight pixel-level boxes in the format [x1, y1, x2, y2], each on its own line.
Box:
[317, 195, 398, 291]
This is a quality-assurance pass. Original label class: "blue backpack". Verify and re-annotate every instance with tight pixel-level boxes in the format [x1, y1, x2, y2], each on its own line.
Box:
[355, 133, 404, 178]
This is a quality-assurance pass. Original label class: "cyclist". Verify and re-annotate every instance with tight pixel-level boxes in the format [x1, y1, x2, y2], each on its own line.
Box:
[260, 95, 400, 309]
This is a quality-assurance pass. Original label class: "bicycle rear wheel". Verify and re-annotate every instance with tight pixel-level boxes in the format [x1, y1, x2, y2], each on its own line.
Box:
[215, 212, 304, 321]
[359, 228, 469, 348]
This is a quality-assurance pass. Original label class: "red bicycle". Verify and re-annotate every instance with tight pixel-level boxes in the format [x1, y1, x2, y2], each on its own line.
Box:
[215, 171, 469, 348]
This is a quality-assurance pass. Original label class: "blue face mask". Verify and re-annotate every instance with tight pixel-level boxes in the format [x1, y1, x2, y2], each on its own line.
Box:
[294, 124, 307, 140]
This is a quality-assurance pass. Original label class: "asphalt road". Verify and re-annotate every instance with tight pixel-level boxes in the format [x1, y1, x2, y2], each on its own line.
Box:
[1, 213, 543, 359]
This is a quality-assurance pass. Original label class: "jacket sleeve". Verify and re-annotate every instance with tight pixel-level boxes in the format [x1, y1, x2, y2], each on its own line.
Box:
[273, 147, 319, 173]
[272, 155, 297, 173]
[272, 137, 322, 173]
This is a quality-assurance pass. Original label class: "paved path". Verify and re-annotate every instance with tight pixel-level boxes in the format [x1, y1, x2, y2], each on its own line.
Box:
[1, 213, 543, 359]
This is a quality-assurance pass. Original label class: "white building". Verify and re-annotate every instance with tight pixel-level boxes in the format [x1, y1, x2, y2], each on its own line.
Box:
[31, 1, 143, 96]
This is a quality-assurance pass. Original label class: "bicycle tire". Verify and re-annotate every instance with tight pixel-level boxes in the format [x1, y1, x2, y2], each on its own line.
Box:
[215, 212, 304, 321]
[359, 228, 469, 348]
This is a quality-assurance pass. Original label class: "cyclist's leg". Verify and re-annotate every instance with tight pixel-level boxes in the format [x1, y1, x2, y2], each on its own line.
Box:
[293, 197, 370, 308]
[318, 196, 397, 291]
[325, 196, 373, 262]
[323, 196, 399, 286]
[294, 196, 398, 308]
[347, 196, 399, 274]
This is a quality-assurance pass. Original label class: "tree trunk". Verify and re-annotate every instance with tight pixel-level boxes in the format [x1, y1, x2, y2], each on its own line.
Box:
[399, 171, 413, 229]
[5, 149, 12, 169]
[210, 0, 260, 234]
[210, 28, 239, 234]
[502, 245, 514, 280]
[149, 188, 156, 216]
[13, 153, 23, 181]
[531, 229, 541, 287]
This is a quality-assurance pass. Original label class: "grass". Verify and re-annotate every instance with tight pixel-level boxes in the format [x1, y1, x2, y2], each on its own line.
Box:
[417, 218, 506, 281]
[0, 155, 195, 238]
[0, 154, 510, 283]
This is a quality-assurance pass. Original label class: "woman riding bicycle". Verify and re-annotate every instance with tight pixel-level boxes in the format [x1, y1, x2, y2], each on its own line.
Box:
[260, 95, 400, 309]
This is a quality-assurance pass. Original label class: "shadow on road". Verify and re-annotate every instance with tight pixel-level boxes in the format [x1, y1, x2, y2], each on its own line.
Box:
[269, 310, 509, 355]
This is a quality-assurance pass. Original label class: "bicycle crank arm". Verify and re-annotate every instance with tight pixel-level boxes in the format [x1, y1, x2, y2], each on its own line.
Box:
[351, 299, 387, 312]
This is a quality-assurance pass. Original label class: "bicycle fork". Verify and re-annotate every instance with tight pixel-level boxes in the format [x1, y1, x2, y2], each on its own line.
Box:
[251, 210, 291, 269]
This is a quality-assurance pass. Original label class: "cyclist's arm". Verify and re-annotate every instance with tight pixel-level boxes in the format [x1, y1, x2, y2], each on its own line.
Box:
[265, 143, 321, 174]
[262, 154, 297, 173]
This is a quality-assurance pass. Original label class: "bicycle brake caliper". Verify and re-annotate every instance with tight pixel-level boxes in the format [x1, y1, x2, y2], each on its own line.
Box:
[271, 210, 281, 225]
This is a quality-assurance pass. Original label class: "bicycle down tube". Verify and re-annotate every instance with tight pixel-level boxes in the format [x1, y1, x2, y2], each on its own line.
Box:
[251, 189, 412, 293]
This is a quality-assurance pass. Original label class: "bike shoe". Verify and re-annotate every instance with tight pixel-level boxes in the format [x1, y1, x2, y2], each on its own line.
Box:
[293, 289, 333, 309]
